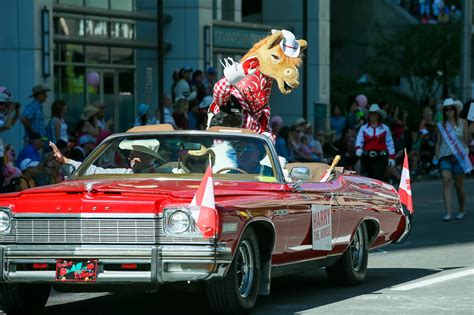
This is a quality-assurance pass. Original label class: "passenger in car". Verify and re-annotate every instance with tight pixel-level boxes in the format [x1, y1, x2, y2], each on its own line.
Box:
[49, 141, 159, 175]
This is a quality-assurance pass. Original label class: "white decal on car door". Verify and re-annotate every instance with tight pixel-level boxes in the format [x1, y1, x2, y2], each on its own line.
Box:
[311, 204, 332, 250]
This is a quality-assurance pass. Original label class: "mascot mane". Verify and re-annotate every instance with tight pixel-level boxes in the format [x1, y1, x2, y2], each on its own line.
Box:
[241, 35, 303, 68]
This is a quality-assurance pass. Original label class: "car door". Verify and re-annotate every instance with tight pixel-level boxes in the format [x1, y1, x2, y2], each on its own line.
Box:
[282, 176, 342, 262]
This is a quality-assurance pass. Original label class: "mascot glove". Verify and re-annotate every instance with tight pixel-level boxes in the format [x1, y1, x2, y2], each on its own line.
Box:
[221, 57, 259, 85]
[355, 148, 363, 157]
[388, 159, 396, 167]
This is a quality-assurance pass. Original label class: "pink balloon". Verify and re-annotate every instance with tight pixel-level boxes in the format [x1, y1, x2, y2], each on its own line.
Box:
[355, 94, 368, 108]
[86, 72, 100, 87]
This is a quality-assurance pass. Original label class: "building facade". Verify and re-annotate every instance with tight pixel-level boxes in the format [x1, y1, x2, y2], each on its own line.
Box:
[0, 0, 330, 151]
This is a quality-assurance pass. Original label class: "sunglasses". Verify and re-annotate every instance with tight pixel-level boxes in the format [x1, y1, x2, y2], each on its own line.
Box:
[444, 107, 456, 112]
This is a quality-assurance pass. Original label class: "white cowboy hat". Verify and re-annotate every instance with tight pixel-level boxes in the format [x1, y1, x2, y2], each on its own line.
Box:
[443, 98, 463, 113]
[271, 29, 301, 58]
[119, 139, 161, 159]
[368, 104, 387, 119]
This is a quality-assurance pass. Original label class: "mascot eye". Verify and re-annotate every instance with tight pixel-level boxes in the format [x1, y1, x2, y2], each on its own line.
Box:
[271, 54, 281, 61]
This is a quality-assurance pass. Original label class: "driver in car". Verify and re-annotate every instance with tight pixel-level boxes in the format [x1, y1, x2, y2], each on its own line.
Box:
[49, 139, 160, 175]
[233, 141, 273, 176]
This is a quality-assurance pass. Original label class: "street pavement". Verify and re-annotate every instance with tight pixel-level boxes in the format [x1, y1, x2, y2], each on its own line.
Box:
[4, 178, 474, 314]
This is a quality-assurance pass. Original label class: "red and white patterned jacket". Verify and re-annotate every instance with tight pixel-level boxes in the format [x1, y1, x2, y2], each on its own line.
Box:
[355, 123, 395, 158]
[209, 70, 273, 134]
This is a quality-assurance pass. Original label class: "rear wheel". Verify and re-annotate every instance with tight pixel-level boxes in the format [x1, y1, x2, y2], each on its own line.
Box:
[206, 228, 260, 315]
[0, 283, 51, 314]
[326, 223, 368, 286]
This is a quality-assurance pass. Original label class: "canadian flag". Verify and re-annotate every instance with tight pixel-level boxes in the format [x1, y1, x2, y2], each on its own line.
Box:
[398, 150, 414, 214]
[190, 165, 218, 239]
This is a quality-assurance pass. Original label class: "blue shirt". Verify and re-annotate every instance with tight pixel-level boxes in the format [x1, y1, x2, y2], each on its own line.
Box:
[16, 144, 41, 165]
[21, 99, 45, 137]
[330, 116, 346, 140]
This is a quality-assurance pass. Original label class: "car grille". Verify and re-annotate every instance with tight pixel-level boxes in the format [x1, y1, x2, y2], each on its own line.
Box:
[0, 218, 163, 244]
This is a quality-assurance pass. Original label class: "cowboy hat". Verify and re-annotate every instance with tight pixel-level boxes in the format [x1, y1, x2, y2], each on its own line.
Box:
[29, 84, 50, 98]
[271, 29, 301, 58]
[442, 98, 463, 113]
[137, 103, 149, 117]
[118, 138, 161, 159]
[182, 145, 216, 170]
[368, 104, 386, 119]
[80, 105, 100, 120]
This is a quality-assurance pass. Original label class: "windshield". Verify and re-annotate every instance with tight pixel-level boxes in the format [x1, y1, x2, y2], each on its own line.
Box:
[74, 133, 279, 182]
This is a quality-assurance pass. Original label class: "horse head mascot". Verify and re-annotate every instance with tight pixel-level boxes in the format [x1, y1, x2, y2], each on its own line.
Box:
[207, 29, 307, 140]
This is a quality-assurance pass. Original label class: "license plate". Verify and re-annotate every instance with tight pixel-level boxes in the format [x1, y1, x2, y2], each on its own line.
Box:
[56, 259, 98, 282]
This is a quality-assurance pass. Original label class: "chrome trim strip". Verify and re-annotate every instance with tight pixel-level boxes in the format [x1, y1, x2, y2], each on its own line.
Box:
[13, 213, 161, 219]
[6, 270, 152, 283]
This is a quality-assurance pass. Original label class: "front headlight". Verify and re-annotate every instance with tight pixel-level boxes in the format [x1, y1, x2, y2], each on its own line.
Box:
[167, 210, 191, 234]
[0, 208, 12, 233]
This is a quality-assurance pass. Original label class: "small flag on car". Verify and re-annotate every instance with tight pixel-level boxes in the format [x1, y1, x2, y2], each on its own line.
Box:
[190, 165, 218, 239]
[398, 149, 413, 214]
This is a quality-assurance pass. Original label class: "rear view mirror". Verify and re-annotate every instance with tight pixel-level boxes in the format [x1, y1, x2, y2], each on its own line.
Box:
[60, 163, 76, 180]
[290, 167, 311, 182]
[182, 142, 202, 151]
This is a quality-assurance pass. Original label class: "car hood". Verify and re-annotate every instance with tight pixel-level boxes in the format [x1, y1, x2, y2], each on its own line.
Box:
[2, 178, 285, 215]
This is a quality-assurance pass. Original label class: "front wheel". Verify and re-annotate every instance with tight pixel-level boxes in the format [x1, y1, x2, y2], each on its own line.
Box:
[326, 222, 368, 286]
[206, 228, 260, 315]
[0, 283, 51, 314]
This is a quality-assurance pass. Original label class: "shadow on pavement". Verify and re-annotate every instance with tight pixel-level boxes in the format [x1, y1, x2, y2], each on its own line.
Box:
[41, 266, 448, 315]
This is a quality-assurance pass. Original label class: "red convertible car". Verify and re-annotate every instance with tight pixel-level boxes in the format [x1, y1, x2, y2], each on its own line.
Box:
[0, 125, 410, 314]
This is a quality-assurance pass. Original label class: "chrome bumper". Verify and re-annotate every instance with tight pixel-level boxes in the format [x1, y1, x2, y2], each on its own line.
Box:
[395, 208, 412, 244]
[0, 244, 232, 284]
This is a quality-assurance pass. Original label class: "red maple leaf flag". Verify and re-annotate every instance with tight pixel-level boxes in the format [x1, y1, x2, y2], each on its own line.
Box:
[398, 150, 414, 214]
[190, 165, 218, 239]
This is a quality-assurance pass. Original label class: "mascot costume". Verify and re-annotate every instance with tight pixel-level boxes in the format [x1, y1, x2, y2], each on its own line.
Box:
[207, 29, 307, 139]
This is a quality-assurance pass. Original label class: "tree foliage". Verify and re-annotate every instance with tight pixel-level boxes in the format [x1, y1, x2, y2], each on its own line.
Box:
[366, 23, 460, 104]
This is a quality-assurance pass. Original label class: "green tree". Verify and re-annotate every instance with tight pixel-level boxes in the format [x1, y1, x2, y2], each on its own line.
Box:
[367, 23, 460, 104]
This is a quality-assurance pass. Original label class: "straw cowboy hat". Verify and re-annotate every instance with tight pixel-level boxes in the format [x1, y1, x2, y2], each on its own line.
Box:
[271, 29, 301, 58]
[443, 98, 463, 113]
[80, 105, 100, 120]
[29, 84, 51, 98]
[182, 145, 216, 170]
[118, 138, 161, 159]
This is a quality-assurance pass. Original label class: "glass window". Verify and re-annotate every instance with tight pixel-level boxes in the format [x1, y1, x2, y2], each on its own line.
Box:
[75, 134, 277, 182]
[111, 0, 134, 11]
[54, 17, 84, 37]
[57, 44, 85, 63]
[58, 0, 84, 6]
[55, 65, 86, 132]
[111, 47, 134, 65]
[83, 19, 108, 38]
[86, 46, 109, 64]
[111, 22, 135, 39]
[85, 0, 108, 9]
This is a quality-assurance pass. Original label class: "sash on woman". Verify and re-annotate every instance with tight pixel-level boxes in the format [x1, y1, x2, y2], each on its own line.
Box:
[437, 121, 473, 174]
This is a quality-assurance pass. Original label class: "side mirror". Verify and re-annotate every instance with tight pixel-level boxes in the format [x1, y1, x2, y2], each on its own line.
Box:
[60, 163, 76, 180]
[290, 167, 311, 182]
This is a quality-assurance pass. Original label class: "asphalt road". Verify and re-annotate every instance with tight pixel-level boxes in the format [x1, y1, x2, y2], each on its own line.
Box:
[5, 178, 474, 314]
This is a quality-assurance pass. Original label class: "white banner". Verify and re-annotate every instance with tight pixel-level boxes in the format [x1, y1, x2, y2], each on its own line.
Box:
[311, 204, 332, 251]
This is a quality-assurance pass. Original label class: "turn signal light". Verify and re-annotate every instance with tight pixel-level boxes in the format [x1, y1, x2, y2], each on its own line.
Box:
[33, 263, 48, 269]
[120, 264, 137, 269]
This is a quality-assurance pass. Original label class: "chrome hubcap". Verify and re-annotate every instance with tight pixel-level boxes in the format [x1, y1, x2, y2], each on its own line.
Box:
[236, 240, 254, 298]
[350, 227, 364, 272]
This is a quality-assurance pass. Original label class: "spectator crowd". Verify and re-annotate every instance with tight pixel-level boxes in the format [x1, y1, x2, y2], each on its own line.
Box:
[393, 0, 462, 24]
[1, 65, 474, 193]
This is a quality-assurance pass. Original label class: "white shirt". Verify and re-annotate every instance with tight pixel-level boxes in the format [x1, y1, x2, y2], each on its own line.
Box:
[174, 79, 197, 103]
